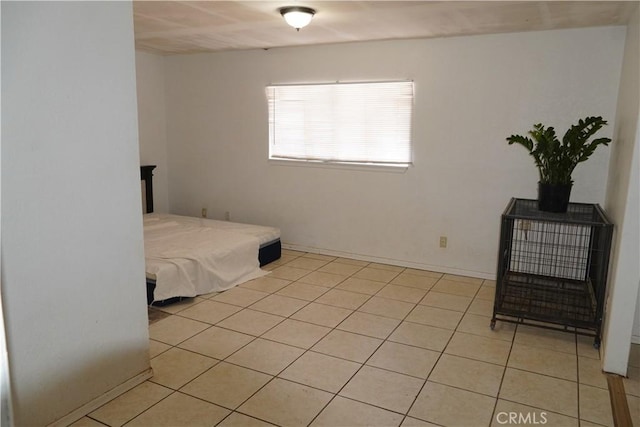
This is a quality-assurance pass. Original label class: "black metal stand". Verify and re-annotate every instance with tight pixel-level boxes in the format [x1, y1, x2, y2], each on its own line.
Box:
[140, 165, 156, 214]
[492, 198, 613, 348]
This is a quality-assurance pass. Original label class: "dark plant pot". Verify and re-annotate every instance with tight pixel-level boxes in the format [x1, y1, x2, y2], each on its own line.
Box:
[538, 182, 572, 213]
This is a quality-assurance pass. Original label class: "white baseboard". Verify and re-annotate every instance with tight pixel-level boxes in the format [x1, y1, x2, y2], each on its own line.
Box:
[48, 368, 153, 427]
[282, 243, 495, 280]
[632, 335, 640, 345]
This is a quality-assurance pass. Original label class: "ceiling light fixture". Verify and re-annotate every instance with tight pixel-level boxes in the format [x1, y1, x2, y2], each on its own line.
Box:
[279, 6, 316, 31]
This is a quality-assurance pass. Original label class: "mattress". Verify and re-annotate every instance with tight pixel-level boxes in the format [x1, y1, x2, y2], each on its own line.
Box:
[144, 213, 280, 247]
[143, 214, 280, 302]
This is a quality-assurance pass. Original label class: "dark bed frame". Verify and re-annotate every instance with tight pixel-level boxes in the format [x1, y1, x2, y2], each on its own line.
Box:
[141, 165, 281, 305]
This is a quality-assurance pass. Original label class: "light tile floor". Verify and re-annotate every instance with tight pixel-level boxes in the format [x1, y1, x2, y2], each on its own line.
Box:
[74, 250, 639, 427]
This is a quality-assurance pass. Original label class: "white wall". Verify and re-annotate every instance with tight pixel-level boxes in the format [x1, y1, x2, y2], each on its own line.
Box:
[635, 287, 640, 344]
[1, 2, 150, 425]
[0, 5, 10, 425]
[160, 26, 625, 277]
[136, 51, 170, 213]
[602, 4, 640, 374]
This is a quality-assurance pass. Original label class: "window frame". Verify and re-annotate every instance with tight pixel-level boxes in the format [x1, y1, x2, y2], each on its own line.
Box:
[266, 80, 414, 171]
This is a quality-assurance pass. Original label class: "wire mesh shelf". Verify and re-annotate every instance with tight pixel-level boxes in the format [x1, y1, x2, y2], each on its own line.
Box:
[498, 272, 596, 325]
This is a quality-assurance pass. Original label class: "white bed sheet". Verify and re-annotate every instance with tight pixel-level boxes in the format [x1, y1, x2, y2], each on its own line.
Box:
[144, 214, 277, 302]
[144, 213, 280, 247]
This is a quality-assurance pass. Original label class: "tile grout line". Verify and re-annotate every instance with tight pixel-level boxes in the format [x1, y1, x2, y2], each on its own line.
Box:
[140, 251, 595, 427]
[575, 335, 583, 425]
[228, 261, 402, 426]
[305, 270, 414, 427]
[148, 289, 313, 418]
[305, 261, 411, 425]
[489, 321, 519, 427]
[145, 255, 384, 425]
[198, 259, 403, 426]
[248, 268, 490, 424]
[118, 389, 180, 426]
[396, 274, 477, 425]
[84, 415, 110, 426]
[460, 279, 502, 426]
[491, 324, 580, 422]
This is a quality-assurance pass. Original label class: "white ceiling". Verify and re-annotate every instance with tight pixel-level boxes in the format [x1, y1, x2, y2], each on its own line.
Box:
[133, 1, 636, 55]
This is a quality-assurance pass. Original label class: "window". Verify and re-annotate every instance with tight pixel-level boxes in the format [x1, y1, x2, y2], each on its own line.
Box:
[266, 81, 413, 167]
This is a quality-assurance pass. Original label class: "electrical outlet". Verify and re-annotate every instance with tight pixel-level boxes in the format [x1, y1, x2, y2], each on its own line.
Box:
[201, 208, 207, 218]
[439, 236, 447, 248]
[224, 211, 230, 221]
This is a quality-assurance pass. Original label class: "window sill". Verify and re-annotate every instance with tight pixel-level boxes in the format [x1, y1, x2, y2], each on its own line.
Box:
[268, 158, 410, 173]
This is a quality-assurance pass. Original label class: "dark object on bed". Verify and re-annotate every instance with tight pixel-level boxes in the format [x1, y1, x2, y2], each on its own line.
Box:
[140, 165, 156, 214]
[141, 165, 281, 306]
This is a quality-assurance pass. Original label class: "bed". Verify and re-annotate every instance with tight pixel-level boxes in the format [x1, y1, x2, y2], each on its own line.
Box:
[141, 165, 281, 305]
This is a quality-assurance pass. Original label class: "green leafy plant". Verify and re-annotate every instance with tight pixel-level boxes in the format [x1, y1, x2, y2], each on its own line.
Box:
[507, 116, 611, 185]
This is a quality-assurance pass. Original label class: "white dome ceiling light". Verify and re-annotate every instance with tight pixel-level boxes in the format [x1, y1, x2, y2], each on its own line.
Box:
[279, 6, 316, 31]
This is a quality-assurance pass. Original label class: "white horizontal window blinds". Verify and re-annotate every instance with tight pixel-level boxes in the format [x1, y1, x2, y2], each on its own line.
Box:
[267, 81, 413, 166]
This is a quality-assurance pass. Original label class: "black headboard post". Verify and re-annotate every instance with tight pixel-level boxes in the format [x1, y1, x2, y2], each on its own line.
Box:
[140, 165, 156, 213]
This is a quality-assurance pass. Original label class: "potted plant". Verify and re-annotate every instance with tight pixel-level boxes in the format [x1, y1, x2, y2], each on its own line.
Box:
[507, 116, 611, 213]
